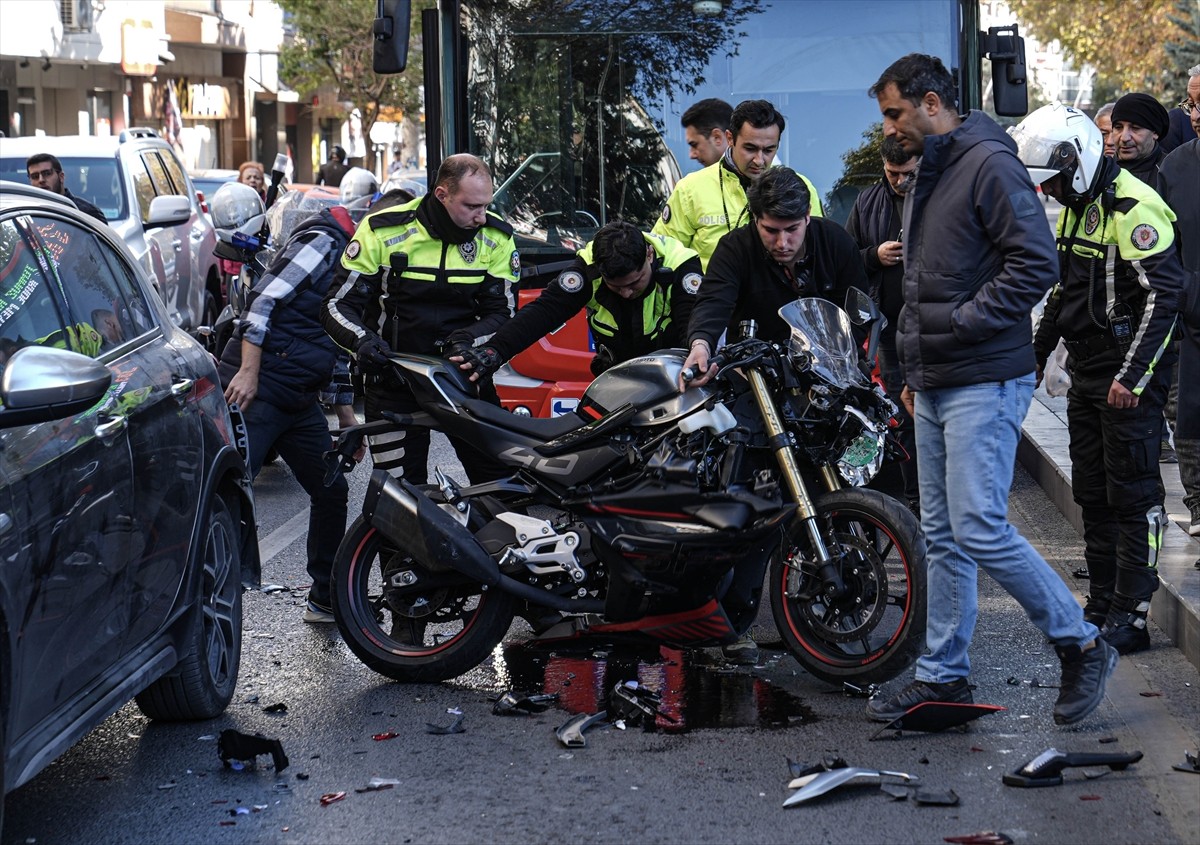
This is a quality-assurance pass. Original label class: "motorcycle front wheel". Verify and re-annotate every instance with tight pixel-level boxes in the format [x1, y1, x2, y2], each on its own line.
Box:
[770, 488, 926, 684]
[332, 515, 518, 683]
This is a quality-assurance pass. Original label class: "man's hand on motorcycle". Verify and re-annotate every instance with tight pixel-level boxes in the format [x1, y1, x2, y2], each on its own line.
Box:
[451, 344, 502, 382]
[680, 341, 716, 389]
[355, 334, 393, 374]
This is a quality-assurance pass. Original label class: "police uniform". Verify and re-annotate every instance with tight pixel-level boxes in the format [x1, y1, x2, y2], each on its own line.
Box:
[322, 194, 518, 483]
[487, 232, 701, 374]
[1034, 167, 1187, 632]
[652, 153, 823, 270]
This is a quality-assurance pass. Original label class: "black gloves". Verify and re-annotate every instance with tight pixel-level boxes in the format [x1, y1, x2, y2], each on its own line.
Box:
[354, 334, 393, 374]
[456, 345, 503, 380]
[590, 344, 616, 377]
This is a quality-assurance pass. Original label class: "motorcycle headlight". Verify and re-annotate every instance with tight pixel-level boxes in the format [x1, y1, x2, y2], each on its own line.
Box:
[836, 430, 885, 486]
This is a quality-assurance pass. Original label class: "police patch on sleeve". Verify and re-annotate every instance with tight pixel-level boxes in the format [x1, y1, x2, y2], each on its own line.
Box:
[1131, 223, 1158, 251]
[345, 240, 361, 260]
[558, 269, 585, 293]
[661, 204, 671, 223]
[510, 250, 521, 277]
[682, 272, 701, 295]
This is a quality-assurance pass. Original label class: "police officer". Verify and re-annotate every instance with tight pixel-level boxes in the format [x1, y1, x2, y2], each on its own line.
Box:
[653, 99, 823, 269]
[1014, 103, 1187, 654]
[452, 222, 701, 382]
[322, 153, 518, 483]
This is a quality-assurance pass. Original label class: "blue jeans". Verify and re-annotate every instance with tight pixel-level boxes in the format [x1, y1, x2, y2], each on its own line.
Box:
[913, 375, 1097, 683]
[242, 399, 349, 607]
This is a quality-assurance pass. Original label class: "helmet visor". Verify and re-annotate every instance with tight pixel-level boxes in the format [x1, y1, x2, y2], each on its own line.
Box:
[1013, 131, 1075, 186]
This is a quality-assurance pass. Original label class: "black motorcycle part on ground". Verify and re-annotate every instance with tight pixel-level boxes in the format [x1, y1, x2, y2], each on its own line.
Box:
[1002, 749, 1144, 787]
[870, 702, 1006, 739]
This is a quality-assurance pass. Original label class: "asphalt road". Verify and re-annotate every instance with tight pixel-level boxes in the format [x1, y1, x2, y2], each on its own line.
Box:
[3, 434, 1198, 845]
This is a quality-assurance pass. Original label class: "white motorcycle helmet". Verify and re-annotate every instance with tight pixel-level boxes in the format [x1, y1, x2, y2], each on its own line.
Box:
[339, 167, 380, 219]
[1009, 103, 1105, 198]
[210, 182, 267, 244]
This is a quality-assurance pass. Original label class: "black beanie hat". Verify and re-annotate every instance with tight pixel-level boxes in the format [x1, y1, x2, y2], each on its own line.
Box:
[1111, 93, 1170, 139]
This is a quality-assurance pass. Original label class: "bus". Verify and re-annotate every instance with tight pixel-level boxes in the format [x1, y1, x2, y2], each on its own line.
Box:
[374, 0, 1027, 413]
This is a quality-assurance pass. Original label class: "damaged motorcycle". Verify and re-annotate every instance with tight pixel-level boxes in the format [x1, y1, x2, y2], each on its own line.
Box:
[326, 290, 926, 685]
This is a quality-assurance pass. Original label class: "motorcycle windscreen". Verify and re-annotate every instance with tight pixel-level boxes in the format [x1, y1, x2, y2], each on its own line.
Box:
[778, 298, 859, 388]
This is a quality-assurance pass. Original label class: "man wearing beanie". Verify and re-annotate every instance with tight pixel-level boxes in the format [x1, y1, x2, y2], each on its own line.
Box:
[1111, 93, 1170, 186]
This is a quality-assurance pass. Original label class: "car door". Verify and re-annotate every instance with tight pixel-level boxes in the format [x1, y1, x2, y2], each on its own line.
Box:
[0, 214, 137, 741]
[130, 151, 181, 322]
[155, 149, 208, 332]
[29, 213, 204, 647]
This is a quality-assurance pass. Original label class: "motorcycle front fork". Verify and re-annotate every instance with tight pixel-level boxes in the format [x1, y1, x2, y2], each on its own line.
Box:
[746, 368, 848, 599]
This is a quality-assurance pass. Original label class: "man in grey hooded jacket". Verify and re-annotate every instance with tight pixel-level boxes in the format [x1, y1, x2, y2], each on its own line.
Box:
[863, 53, 1116, 728]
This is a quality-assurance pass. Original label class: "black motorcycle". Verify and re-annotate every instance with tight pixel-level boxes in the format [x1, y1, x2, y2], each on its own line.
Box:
[327, 289, 926, 685]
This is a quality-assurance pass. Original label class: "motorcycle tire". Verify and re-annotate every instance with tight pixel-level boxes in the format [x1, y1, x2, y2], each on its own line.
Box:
[770, 487, 926, 685]
[332, 515, 518, 683]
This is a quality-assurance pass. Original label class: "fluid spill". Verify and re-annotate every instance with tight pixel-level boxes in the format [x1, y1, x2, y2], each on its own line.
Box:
[495, 641, 816, 733]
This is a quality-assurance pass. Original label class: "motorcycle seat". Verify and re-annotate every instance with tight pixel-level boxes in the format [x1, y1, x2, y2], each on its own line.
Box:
[459, 395, 586, 439]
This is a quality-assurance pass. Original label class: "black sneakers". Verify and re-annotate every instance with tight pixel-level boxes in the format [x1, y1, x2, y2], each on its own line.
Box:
[1054, 638, 1118, 725]
[866, 678, 973, 722]
[721, 633, 761, 666]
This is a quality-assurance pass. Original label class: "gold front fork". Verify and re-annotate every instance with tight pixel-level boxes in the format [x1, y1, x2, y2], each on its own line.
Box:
[746, 368, 833, 563]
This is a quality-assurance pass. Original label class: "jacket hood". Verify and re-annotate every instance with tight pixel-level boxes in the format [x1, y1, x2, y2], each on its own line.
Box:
[291, 207, 353, 246]
[923, 110, 1016, 169]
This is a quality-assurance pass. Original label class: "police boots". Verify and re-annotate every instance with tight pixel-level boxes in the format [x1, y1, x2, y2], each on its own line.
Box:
[1082, 591, 1111, 627]
[1100, 595, 1151, 654]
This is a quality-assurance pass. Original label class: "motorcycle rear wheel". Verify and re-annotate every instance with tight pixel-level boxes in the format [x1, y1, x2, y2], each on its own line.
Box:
[770, 487, 926, 684]
[332, 515, 517, 682]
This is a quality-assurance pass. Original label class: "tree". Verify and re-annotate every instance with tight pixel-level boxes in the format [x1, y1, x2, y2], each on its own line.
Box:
[278, 0, 432, 172]
[1006, 0, 1190, 102]
[1165, 0, 1200, 87]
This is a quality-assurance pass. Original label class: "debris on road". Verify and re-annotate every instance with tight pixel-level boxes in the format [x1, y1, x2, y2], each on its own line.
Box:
[218, 729, 289, 773]
[556, 711, 608, 748]
[372, 731, 400, 741]
[870, 702, 1005, 739]
[425, 713, 466, 735]
[838, 682, 879, 698]
[944, 832, 1013, 844]
[914, 788, 959, 806]
[355, 777, 401, 793]
[1002, 748, 1143, 787]
[491, 690, 558, 715]
[786, 756, 848, 779]
[784, 766, 918, 807]
[319, 792, 346, 806]
[1171, 749, 1200, 775]
[262, 702, 288, 714]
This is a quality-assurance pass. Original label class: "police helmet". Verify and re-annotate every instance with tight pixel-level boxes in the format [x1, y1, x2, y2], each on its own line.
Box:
[339, 167, 380, 218]
[1009, 103, 1104, 198]
[210, 182, 266, 244]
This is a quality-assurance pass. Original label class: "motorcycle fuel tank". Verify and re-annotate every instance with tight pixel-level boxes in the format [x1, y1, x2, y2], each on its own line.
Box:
[581, 351, 711, 427]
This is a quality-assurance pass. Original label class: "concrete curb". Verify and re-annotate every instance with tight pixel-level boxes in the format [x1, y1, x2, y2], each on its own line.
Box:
[1018, 397, 1200, 671]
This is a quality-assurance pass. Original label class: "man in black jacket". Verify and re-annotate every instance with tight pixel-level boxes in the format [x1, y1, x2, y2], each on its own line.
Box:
[26, 154, 107, 223]
[219, 202, 358, 624]
[845, 136, 920, 512]
[863, 54, 1115, 727]
[1111, 93, 1170, 188]
[680, 166, 868, 384]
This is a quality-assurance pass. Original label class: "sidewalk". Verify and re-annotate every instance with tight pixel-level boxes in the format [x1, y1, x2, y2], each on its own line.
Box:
[1017, 386, 1200, 671]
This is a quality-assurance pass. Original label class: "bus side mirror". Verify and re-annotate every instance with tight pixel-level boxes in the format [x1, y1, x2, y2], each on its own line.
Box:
[980, 24, 1028, 117]
[373, 0, 412, 75]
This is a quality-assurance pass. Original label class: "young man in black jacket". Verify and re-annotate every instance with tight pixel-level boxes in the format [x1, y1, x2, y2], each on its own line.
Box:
[681, 166, 868, 383]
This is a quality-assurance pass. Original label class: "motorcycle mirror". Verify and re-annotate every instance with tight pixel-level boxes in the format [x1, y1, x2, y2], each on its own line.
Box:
[845, 288, 876, 326]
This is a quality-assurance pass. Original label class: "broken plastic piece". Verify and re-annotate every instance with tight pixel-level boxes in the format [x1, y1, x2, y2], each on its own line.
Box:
[943, 832, 1013, 845]
[157, 782, 178, 790]
[1171, 749, 1200, 775]
[786, 756, 848, 779]
[261, 584, 288, 594]
[218, 729, 289, 773]
[319, 792, 347, 806]
[913, 788, 959, 806]
[555, 710, 608, 748]
[355, 777, 401, 793]
[1002, 748, 1143, 788]
[262, 702, 288, 714]
[372, 731, 400, 741]
[609, 680, 671, 727]
[425, 713, 466, 735]
[784, 767, 917, 807]
[880, 783, 910, 800]
[840, 682, 880, 698]
[871, 702, 1005, 739]
[492, 690, 559, 716]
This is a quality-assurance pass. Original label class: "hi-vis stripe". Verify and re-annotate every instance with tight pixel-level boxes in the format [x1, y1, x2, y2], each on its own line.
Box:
[1114, 259, 1174, 392]
[325, 270, 371, 346]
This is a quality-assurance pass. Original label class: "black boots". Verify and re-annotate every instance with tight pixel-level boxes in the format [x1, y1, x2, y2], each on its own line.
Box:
[1101, 596, 1151, 654]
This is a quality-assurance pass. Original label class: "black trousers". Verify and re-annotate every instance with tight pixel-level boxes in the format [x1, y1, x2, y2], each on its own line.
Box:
[1066, 346, 1171, 603]
[364, 374, 509, 485]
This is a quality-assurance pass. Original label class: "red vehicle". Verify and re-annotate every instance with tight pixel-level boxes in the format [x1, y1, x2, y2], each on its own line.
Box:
[492, 288, 594, 417]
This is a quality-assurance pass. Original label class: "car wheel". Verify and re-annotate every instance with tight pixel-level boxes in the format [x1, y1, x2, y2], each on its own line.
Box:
[135, 496, 242, 720]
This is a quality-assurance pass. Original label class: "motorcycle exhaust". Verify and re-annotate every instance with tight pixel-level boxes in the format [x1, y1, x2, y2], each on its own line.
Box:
[363, 470, 603, 613]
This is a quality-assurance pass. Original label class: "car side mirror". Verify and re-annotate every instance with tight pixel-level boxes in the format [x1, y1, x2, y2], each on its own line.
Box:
[145, 195, 193, 229]
[0, 346, 112, 427]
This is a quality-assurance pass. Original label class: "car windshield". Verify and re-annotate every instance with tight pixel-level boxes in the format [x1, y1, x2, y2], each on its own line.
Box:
[0, 156, 128, 221]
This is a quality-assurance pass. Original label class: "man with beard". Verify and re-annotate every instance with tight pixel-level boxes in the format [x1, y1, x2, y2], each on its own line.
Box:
[1110, 93, 1171, 187]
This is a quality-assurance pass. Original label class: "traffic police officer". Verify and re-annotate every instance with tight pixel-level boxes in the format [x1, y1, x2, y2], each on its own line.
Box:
[452, 222, 701, 381]
[1014, 104, 1187, 654]
[322, 153, 519, 483]
[653, 99, 823, 269]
